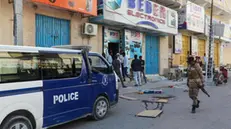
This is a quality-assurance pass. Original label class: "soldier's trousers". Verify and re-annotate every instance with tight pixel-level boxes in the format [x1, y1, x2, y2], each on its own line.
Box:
[189, 87, 199, 106]
[115, 70, 125, 87]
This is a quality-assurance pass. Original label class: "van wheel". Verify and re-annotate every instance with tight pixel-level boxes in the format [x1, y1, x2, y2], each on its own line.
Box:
[92, 96, 109, 120]
[1, 115, 33, 129]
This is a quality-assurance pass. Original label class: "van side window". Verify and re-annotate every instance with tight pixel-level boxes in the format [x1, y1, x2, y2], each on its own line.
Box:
[0, 52, 40, 83]
[89, 56, 109, 74]
[40, 53, 82, 80]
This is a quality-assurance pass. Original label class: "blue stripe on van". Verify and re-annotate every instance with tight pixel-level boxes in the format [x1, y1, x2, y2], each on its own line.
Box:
[0, 87, 42, 97]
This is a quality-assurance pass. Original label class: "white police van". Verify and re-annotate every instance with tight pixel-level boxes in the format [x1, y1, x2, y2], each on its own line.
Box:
[0, 45, 118, 129]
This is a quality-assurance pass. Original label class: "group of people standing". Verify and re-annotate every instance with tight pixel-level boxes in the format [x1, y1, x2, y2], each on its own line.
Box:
[131, 55, 147, 86]
[104, 50, 147, 88]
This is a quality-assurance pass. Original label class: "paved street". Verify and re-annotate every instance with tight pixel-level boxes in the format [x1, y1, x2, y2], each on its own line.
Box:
[51, 79, 231, 129]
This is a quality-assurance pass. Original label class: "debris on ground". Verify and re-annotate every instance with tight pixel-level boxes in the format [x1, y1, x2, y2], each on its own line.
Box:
[184, 89, 189, 92]
[138, 89, 163, 94]
[136, 110, 163, 118]
[119, 95, 138, 101]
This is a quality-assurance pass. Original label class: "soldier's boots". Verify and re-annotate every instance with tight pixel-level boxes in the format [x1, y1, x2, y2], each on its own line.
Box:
[191, 105, 196, 113]
[196, 100, 200, 108]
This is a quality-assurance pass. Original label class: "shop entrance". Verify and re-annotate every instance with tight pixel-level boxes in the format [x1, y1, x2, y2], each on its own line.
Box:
[145, 34, 159, 74]
[198, 39, 206, 58]
[180, 35, 190, 67]
[35, 14, 70, 47]
[108, 43, 119, 59]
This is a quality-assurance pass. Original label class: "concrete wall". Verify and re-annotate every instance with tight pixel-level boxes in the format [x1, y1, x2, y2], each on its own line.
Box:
[0, 0, 14, 45]
[0, 0, 1, 44]
[159, 36, 169, 75]
[0, 1, 102, 53]
[142, 33, 146, 63]
[223, 48, 231, 64]
[223, 43, 231, 64]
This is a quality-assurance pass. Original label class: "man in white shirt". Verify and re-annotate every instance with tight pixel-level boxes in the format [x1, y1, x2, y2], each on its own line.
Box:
[203, 53, 207, 63]
[203, 53, 208, 71]
[119, 51, 124, 79]
[122, 52, 130, 81]
[107, 52, 113, 64]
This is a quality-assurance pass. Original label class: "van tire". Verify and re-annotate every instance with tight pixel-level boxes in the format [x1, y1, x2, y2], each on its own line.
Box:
[1, 115, 33, 129]
[92, 96, 109, 120]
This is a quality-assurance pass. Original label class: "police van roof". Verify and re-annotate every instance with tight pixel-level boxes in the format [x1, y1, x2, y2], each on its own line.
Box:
[53, 45, 92, 51]
[0, 45, 97, 54]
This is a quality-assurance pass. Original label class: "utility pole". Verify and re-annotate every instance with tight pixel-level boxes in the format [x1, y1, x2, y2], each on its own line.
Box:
[13, 0, 23, 45]
[206, 0, 214, 82]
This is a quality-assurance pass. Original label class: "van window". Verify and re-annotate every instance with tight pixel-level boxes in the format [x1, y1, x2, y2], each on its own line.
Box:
[40, 53, 82, 80]
[0, 52, 40, 83]
[89, 56, 109, 74]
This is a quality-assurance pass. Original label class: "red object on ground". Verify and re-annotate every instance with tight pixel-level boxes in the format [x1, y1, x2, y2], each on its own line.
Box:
[220, 66, 228, 78]
[223, 69, 228, 78]
[168, 86, 174, 88]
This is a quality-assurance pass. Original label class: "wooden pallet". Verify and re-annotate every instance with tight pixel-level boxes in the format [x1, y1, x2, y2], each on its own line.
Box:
[136, 110, 163, 118]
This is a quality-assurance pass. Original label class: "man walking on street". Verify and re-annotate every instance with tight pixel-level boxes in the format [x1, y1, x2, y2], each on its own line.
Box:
[113, 55, 127, 88]
[122, 52, 130, 81]
[139, 56, 147, 83]
[119, 51, 125, 80]
[131, 55, 142, 86]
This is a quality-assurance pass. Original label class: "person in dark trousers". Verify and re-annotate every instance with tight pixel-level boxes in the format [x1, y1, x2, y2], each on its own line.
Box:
[195, 56, 203, 67]
[113, 55, 127, 88]
[131, 55, 142, 86]
[119, 51, 124, 80]
[139, 56, 147, 83]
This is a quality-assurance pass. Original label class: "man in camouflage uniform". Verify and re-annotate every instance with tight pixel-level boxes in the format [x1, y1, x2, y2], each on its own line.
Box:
[187, 56, 204, 113]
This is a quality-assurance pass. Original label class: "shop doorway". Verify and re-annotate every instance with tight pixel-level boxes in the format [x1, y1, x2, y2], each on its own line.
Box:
[145, 34, 159, 74]
[108, 43, 119, 59]
[181, 35, 190, 67]
[35, 14, 70, 47]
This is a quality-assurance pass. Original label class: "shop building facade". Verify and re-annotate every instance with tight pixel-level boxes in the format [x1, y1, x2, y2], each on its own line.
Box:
[0, 0, 103, 53]
[172, 0, 231, 69]
[186, 0, 231, 68]
[91, 0, 178, 75]
[172, 1, 206, 68]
